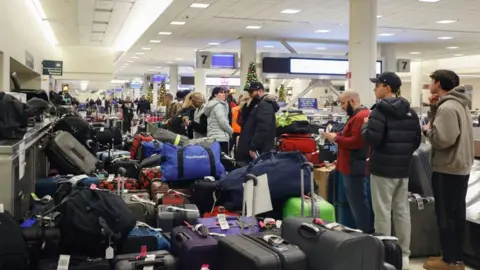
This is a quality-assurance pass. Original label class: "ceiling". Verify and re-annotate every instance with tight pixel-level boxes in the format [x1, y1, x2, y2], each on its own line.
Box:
[113, 0, 480, 77]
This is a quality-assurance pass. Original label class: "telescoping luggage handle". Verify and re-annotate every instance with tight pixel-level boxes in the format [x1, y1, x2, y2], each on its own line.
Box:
[300, 162, 316, 218]
[241, 174, 258, 234]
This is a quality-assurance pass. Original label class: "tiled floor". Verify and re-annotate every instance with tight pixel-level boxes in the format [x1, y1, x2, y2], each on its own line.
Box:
[410, 258, 474, 270]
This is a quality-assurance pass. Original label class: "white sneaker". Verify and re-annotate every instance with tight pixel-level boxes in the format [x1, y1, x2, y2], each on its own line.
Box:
[402, 256, 410, 270]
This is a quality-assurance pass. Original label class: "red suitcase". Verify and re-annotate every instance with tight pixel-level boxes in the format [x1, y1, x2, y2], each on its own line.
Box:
[279, 133, 316, 153]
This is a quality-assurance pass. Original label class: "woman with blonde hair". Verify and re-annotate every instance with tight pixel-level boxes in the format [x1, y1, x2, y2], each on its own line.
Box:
[183, 92, 207, 138]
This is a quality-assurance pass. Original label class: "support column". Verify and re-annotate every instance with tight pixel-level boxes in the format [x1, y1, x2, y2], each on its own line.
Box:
[410, 61, 422, 108]
[381, 44, 397, 73]
[194, 68, 207, 97]
[349, 0, 377, 107]
[169, 64, 179, 95]
[240, 37, 257, 92]
[0, 52, 10, 91]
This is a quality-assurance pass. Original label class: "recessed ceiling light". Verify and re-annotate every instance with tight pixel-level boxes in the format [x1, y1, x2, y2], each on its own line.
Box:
[149, 40, 161, 43]
[264, 45, 274, 48]
[446, 46, 459, 49]
[316, 47, 327, 50]
[419, 0, 441, 2]
[166, 61, 175, 64]
[438, 36, 453, 40]
[281, 9, 301, 14]
[158, 32, 172, 35]
[170, 21, 186, 25]
[314, 29, 330, 33]
[132, 56, 139, 59]
[156, 66, 162, 69]
[377, 15, 383, 18]
[209, 42, 220, 46]
[436, 19, 457, 24]
[454, 54, 464, 57]
[141, 47, 151, 51]
[175, 58, 183, 60]
[410, 52, 421, 55]
[190, 3, 210, 8]
[128, 60, 134, 63]
[379, 33, 394, 36]
[149, 69, 156, 71]
[246, 25, 262, 29]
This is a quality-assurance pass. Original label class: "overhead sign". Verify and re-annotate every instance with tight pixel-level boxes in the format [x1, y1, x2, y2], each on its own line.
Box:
[42, 60, 63, 76]
[290, 58, 382, 75]
[298, 98, 318, 110]
[396, 59, 411, 72]
[196, 51, 212, 69]
[196, 51, 238, 69]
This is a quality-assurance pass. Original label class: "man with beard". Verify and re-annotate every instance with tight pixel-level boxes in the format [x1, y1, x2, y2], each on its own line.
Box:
[324, 90, 372, 233]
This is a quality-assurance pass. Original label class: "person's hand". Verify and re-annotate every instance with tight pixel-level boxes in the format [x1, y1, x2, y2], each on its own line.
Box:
[429, 94, 439, 105]
[249, 150, 257, 159]
[324, 132, 337, 142]
[364, 117, 369, 124]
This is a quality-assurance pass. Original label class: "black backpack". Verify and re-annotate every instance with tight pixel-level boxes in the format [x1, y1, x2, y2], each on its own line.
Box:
[0, 92, 29, 139]
[53, 114, 95, 146]
[55, 189, 136, 257]
[0, 211, 30, 270]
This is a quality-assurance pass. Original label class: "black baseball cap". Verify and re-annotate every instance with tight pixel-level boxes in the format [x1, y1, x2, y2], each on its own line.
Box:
[370, 71, 402, 92]
[248, 82, 264, 92]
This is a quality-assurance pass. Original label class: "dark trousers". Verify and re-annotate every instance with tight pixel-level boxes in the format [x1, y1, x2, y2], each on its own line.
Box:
[432, 172, 469, 263]
[219, 141, 229, 155]
[342, 174, 374, 233]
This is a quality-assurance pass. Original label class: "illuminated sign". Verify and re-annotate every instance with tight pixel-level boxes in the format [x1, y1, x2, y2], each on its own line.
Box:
[290, 58, 383, 75]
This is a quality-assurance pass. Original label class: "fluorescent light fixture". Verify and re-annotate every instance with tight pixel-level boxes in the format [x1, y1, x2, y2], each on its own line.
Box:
[32, 0, 46, 19]
[156, 66, 162, 69]
[175, 58, 183, 60]
[410, 52, 421, 55]
[438, 36, 453, 40]
[281, 9, 301, 14]
[446, 46, 459, 49]
[246, 25, 262, 29]
[132, 56, 140, 59]
[436, 19, 457, 24]
[149, 69, 156, 71]
[379, 33, 394, 36]
[30, 0, 58, 45]
[377, 15, 383, 18]
[316, 47, 327, 50]
[158, 32, 172, 35]
[166, 61, 175, 64]
[128, 60, 134, 63]
[149, 40, 161, 43]
[209, 42, 220, 46]
[141, 47, 152, 50]
[111, 79, 127, 84]
[419, 0, 441, 2]
[190, 3, 210, 8]
[314, 29, 330, 33]
[136, 52, 145, 55]
[454, 54, 464, 56]
[264, 45, 275, 48]
[170, 21, 186, 25]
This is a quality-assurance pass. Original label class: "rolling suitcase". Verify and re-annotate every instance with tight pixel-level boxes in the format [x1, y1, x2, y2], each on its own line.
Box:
[409, 144, 433, 196]
[374, 234, 403, 270]
[171, 226, 218, 270]
[157, 204, 200, 232]
[112, 250, 177, 270]
[45, 131, 98, 175]
[38, 256, 110, 270]
[120, 222, 170, 254]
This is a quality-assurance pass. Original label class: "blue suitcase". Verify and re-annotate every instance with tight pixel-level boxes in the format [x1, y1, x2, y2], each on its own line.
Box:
[35, 175, 99, 198]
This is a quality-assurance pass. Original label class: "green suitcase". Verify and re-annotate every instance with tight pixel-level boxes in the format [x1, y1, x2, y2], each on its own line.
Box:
[282, 163, 336, 222]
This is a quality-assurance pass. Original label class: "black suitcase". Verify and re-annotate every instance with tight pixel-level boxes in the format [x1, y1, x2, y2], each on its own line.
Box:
[373, 234, 403, 270]
[191, 178, 220, 214]
[38, 256, 110, 270]
[384, 262, 396, 270]
[281, 218, 384, 270]
[409, 144, 433, 196]
[218, 233, 307, 270]
[96, 126, 123, 146]
[112, 250, 177, 270]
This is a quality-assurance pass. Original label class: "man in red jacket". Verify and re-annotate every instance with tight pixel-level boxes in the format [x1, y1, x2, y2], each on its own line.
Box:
[324, 90, 372, 233]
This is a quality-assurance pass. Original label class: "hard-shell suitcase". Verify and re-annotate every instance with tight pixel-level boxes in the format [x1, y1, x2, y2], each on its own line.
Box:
[139, 166, 163, 193]
[218, 234, 307, 270]
[157, 204, 200, 232]
[38, 256, 110, 270]
[45, 132, 98, 175]
[409, 144, 433, 196]
[191, 178, 220, 214]
[112, 250, 177, 270]
[161, 189, 192, 205]
[281, 217, 385, 270]
[279, 133, 316, 153]
[171, 226, 218, 270]
[374, 235, 403, 270]
[96, 149, 130, 163]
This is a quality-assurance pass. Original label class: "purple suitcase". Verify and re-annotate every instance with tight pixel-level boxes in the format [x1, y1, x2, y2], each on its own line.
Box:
[195, 216, 260, 235]
[171, 226, 218, 270]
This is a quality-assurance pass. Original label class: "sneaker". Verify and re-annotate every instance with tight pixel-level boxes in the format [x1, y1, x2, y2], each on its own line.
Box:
[423, 259, 465, 270]
[403, 256, 410, 270]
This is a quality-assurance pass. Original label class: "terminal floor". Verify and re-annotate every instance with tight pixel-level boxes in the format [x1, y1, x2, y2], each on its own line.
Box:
[410, 258, 474, 270]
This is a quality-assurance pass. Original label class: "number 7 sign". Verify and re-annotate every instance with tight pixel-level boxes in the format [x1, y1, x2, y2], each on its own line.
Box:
[196, 52, 212, 69]
[396, 59, 411, 73]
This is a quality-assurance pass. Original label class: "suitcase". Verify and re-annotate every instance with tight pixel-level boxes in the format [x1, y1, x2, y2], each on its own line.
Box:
[281, 218, 385, 270]
[99, 177, 140, 191]
[112, 250, 177, 270]
[45, 132, 98, 175]
[283, 163, 336, 222]
[139, 154, 162, 168]
[38, 256, 110, 270]
[384, 263, 396, 270]
[35, 175, 99, 198]
[157, 204, 200, 232]
[171, 226, 218, 270]
[218, 233, 307, 270]
[96, 126, 123, 146]
[203, 206, 239, 218]
[96, 149, 130, 163]
[22, 225, 61, 268]
[279, 133, 317, 153]
[161, 189, 192, 205]
[130, 133, 154, 159]
[373, 234, 403, 270]
[139, 166, 163, 193]
[120, 223, 171, 254]
[409, 144, 433, 196]
[110, 158, 140, 179]
[191, 178, 220, 214]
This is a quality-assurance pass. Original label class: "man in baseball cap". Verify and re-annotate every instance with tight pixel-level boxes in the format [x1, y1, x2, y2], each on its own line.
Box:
[369, 71, 402, 97]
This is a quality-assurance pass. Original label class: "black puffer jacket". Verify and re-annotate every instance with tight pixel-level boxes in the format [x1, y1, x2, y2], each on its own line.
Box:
[362, 97, 421, 178]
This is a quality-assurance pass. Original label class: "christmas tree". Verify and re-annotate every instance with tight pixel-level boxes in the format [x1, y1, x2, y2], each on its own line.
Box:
[146, 83, 153, 103]
[244, 62, 258, 91]
[279, 84, 286, 102]
[158, 80, 166, 106]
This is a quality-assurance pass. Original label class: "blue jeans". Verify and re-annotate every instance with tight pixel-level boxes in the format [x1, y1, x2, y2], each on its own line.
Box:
[342, 174, 374, 233]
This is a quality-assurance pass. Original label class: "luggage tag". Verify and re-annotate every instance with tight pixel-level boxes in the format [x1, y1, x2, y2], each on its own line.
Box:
[143, 254, 156, 270]
[105, 235, 114, 259]
[68, 175, 88, 186]
[57, 254, 70, 270]
[100, 127, 105, 132]
[106, 174, 115, 182]
[217, 214, 230, 230]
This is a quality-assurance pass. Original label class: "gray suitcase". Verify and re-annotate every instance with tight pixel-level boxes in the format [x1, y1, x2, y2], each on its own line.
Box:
[112, 250, 177, 270]
[157, 204, 200, 232]
[281, 217, 384, 270]
[408, 193, 441, 257]
[409, 144, 433, 196]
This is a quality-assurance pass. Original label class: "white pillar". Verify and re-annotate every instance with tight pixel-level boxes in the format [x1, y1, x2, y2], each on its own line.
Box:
[194, 68, 207, 97]
[381, 44, 397, 72]
[349, 0, 377, 107]
[240, 37, 257, 92]
[410, 61, 422, 108]
[0, 52, 10, 91]
[169, 64, 179, 95]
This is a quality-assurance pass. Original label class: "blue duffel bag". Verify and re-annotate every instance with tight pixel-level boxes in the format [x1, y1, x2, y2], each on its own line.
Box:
[216, 151, 311, 210]
[138, 141, 162, 160]
[161, 142, 226, 181]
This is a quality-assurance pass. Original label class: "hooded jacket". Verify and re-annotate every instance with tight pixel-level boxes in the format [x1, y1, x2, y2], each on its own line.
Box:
[204, 98, 233, 141]
[425, 86, 474, 175]
[362, 97, 421, 178]
[237, 94, 280, 162]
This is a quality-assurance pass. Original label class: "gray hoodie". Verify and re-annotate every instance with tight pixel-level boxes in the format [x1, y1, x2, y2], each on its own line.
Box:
[425, 86, 474, 175]
[204, 98, 233, 141]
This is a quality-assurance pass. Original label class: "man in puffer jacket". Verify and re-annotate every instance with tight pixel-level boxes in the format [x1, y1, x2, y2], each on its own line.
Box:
[204, 87, 233, 153]
[362, 71, 421, 270]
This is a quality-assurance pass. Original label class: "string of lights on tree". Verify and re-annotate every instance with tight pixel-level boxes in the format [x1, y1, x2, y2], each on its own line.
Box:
[244, 62, 258, 91]
[158, 80, 166, 106]
[146, 83, 154, 103]
[278, 84, 286, 102]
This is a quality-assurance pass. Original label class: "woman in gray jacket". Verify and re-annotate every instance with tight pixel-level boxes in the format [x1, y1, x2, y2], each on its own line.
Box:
[204, 87, 233, 153]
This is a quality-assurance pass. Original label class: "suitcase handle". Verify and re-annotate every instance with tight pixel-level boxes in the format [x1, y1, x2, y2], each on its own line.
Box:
[133, 259, 166, 269]
[300, 162, 315, 218]
[298, 222, 323, 241]
[241, 174, 258, 234]
[174, 232, 190, 243]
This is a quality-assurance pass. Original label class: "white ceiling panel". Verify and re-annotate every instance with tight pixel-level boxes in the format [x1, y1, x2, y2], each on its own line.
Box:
[102, 1, 134, 45]
[96, 0, 115, 10]
[94, 11, 112, 22]
[92, 22, 109, 32]
[91, 32, 105, 41]
[42, 0, 78, 45]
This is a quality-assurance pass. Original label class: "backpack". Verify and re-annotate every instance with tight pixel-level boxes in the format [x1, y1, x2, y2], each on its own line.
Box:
[0, 92, 29, 139]
[53, 114, 94, 146]
[56, 189, 136, 257]
[130, 133, 153, 159]
[0, 211, 30, 270]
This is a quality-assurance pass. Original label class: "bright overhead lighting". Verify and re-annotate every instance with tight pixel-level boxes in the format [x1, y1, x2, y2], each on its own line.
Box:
[314, 29, 330, 33]
[170, 21, 186, 25]
[436, 19, 457, 24]
[166, 61, 175, 64]
[377, 15, 383, 18]
[264, 45, 275, 48]
[128, 61, 134, 63]
[446, 46, 459, 49]
[246, 25, 262, 29]
[158, 32, 172, 35]
[379, 33, 394, 36]
[149, 69, 156, 71]
[316, 47, 327, 50]
[132, 56, 140, 59]
[410, 52, 421, 55]
[175, 58, 183, 60]
[156, 66, 162, 69]
[209, 42, 220, 46]
[438, 36, 453, 40]
[149, 40, 161, 43]
[190, 3, 210, 8]
[454, 54, 464, 57]
[142, 47, 152, 50]
[419, 0, 441, 2]
[281, 9, 301, 14]
[136, 52, 144, 55]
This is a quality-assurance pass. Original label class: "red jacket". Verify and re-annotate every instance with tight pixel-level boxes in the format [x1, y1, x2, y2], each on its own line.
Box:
[335, 107, 370, 176]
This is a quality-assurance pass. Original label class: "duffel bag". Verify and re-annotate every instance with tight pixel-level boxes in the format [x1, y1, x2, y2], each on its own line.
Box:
[161, 142, 225, 181]
[137, 141, 162, 161]
[96, 126, 122, 146]
[153, 128, 188, 146]
[53, 114, 94, 146]
[216, 151, 311, 210]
